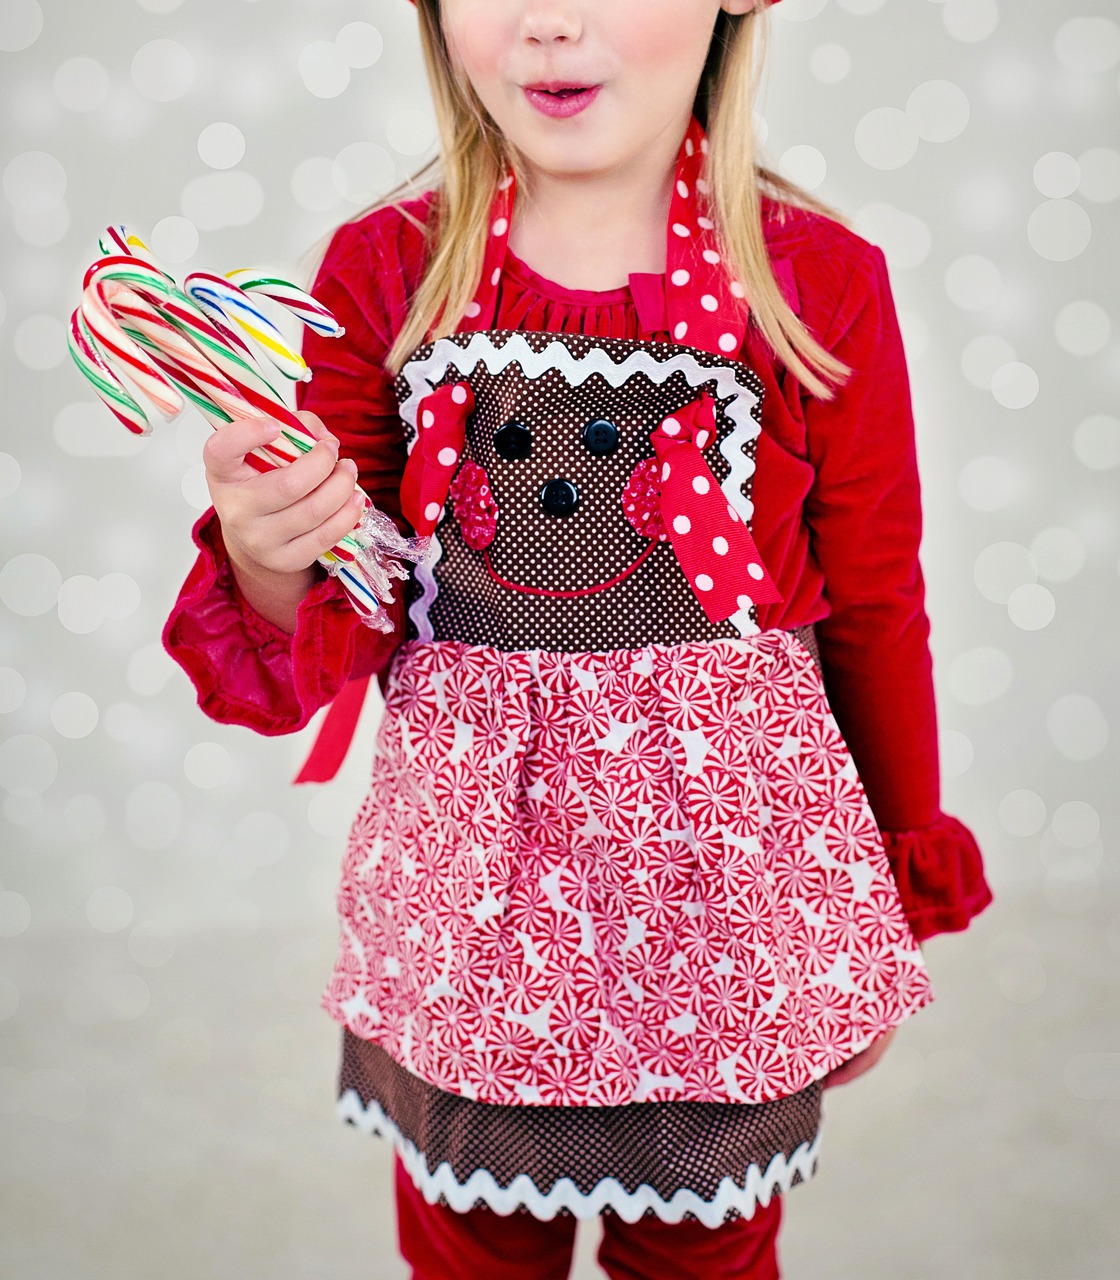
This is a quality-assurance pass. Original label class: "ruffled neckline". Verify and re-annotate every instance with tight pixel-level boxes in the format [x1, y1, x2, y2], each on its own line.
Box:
[502, 245, 637, 306]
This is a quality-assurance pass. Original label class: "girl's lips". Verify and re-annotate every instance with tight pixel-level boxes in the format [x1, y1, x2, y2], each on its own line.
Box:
[523, 85, 601, 118]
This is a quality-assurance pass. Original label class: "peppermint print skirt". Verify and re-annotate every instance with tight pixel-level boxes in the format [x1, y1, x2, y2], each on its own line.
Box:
[321, 627, 933, 1111]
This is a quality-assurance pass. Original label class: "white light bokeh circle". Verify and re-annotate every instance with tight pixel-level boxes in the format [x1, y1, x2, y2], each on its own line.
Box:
[0, 977, 18, 1022]
[0, 552, 62, 617]
[180, 171, 264, 231]
[128, 921, 176, 968]
[0, 0, 43, 52]
[943, 0, 999, 44]
[3, 150, 66, 211]
[53, 56, 111, 112]
[149, 215, 199, 265]
[292, 157, 343, 213]
[947, 646, 1014, 705]
[184, 741, 233, 789]
[131, 39, 196, 103]
[127, 643, 176, 697]
[854, 107, 918, 171]
[961, 335, 1016, 388]
[298, 41, 350, 99]
[1027, 200, 1091, 262]
[11, 200, 69, 248]
[958, 455, 1021, 512]
[181, 464, 211, 511]
[0, 453, 13, 502]
[0, 667, 27, 714]
[51, 691, 99, 739]
[56, 574, 105, 634]
[14, 314, 66, 370]
[1007, 583, 1055, 631]
[940, 729, 974, 779]
[897, 310, 930, 362]
[944, 255, 1001, 310]
[1030, 527, 1085, 583]
[991, 361, 1039, 409]
[1033, 152, 1080, 199]
[1072, 414, 1120, 471]
[86, 886, 134, 933]
[906, 80, 970, 143]
[854, 203, 930, 269]
[308, 790, 353, 838]
[777, 145, 827, 191]
[54, 401, 146, 459]
[973, 541, 1036, 605]
[1052, 801, 1101, 849]
[998, 789, 1046, 837]
[1046, 695, 1109, 761]
[1054, 301, 1110, 356]
[336, 21, 384, 69]
[386, 106, 438, 157]
[0, 734, 58, 796]
[1077, 148, 1120, 203]
[809, 44, 851, 84]
[101, 973, 151, 1021]
[198, 122, 246, 170]
[0, 890, 32, 938]
[1054, 17, 1120, 75]
[333, 141, 396, 205]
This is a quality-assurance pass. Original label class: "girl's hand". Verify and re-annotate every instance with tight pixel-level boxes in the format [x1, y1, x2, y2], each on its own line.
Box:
[822, 1027, 897, 1089]
[202, 410, 365, 631]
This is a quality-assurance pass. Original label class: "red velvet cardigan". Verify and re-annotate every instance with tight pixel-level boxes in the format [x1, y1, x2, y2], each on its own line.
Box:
[163, 192, 992, 944]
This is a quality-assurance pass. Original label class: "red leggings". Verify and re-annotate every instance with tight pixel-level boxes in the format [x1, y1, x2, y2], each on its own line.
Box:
[394, 1155, 782, 1280]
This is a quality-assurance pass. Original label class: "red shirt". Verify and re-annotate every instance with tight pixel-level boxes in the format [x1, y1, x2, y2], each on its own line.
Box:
[163, 192, 992, 942]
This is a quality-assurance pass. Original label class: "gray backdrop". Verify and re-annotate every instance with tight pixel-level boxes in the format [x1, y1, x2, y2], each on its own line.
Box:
[1, 0, 1117, 1277]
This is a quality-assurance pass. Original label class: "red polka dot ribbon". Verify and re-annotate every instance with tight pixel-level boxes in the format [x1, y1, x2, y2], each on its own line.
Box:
[454, 114, 750, 360]
[399, 381, 475, 536]
[649, 391, 782, 622]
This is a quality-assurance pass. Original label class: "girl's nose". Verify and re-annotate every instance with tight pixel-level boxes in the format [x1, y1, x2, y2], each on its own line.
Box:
[520, 1, 582, 43]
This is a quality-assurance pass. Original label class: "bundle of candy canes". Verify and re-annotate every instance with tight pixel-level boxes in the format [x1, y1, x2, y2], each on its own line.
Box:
[67, 226, 427, 631]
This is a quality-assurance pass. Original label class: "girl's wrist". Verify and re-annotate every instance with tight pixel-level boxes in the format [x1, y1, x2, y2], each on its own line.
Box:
[228, 552, 318, 635]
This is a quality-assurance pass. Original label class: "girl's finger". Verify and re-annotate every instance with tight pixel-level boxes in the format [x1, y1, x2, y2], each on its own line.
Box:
[203, 415, 283, 483]
[279, 485, 367, 570]
[242, 436, 342, 515]
[263, 457, 360, 541]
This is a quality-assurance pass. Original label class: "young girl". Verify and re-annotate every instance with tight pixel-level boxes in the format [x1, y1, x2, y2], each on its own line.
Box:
[164, 0, 993, 1275]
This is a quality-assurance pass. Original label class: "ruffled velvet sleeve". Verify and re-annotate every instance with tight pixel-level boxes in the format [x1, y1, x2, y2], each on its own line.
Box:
[801, 244, 992, 941]
[162, 214, 421, 735]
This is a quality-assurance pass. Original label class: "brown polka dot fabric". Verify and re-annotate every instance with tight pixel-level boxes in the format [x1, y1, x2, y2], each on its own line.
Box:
[338, 1029, 820, 1225]
[394, 329, 768, 651]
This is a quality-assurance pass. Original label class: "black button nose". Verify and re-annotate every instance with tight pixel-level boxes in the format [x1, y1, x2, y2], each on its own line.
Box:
[494, 420, 532, 460]
[582, 418, 619, 456]
[540, 478, 580, 518]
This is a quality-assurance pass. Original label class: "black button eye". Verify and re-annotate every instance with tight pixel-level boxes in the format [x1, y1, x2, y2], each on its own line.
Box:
[494, 420, 532, 460]
[539, 478, 580, 517]
[582, 418, 619, 456]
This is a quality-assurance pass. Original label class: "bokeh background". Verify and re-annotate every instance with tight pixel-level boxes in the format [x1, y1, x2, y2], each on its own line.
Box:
[2, 0, 1118, 1276]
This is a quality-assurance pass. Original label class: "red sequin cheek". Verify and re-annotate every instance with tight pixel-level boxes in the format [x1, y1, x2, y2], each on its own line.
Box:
[622, 458, 668, 542]
[450, 461, 499, 550]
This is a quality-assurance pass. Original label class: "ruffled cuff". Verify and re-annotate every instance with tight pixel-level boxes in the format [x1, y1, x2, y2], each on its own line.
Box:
[162, 508, 402, 735]
[880, 813, 993, 942]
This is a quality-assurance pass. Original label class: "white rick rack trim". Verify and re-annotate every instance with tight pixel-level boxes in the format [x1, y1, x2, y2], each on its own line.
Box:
[337, 1086, 821, 1227]
[397, 330, 764, 642]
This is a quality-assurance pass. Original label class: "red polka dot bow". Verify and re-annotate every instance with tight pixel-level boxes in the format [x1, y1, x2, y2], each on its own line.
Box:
[646, 391, 782, 622]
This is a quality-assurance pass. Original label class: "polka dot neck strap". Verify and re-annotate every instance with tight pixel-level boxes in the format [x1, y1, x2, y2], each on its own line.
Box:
[457, 114, 751, 359]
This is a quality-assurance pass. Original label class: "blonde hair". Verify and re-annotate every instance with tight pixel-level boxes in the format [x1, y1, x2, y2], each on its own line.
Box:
[318, 2, 850, 399]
